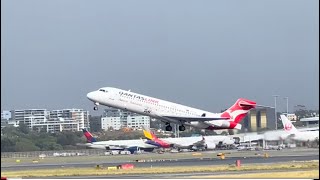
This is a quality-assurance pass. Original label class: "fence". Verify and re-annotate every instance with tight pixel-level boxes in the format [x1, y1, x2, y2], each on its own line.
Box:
[1, 149, 106, 158]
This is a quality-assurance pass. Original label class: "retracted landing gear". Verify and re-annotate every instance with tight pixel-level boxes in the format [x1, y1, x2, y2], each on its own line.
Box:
[178, 125, 186, 131]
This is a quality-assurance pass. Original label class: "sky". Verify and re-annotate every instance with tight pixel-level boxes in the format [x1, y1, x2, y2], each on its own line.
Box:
[1, 0, 319, 115]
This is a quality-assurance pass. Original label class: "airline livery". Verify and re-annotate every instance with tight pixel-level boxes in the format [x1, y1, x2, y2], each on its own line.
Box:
[280, 115, 319, 142]
[142, 126, 234, 151]
[81, 129, 156, 153]
[87, 87, 256, 131]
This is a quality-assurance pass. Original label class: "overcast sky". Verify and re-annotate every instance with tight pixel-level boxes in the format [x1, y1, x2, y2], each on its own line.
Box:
[1, 0, 319, 114]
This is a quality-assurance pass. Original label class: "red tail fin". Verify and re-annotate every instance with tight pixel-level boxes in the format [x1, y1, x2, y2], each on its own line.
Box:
[82, 129, 97, 143]
[220, 98, 256, 123]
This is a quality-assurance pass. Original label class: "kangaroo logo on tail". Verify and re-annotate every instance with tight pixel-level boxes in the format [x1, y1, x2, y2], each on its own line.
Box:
[220, 98, 256, 123]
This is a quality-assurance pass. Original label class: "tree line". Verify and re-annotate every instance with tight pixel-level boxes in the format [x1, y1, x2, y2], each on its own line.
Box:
[1, 123, 86, 152]
[1, 123, 158, 152]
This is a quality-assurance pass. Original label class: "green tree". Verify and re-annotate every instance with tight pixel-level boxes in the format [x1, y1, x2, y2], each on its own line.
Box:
[1, 137, 16, 152]
[18, 122, 30, 134]
[15, 138, 40, 152]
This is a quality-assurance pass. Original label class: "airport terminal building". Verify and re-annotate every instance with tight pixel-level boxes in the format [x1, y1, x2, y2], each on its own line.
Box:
[240, 107, 276, 132]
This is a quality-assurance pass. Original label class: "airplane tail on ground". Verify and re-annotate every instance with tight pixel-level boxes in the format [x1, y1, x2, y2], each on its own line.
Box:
[82, 129, 97, 143]
[141, 126, 171, 148]
[142, 125, 158, 140]
[220, 98, 256, 123]
[280, 114, 298, 133]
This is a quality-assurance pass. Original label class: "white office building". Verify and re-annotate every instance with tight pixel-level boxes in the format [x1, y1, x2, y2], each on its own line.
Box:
[127, 116, 150, 129]
[50, 109, 90, 130]
[11, 109, 50, 128]
[8, 109, 90, 132]
[101, 108, 151, 131]
[101, 115, 150, 131]
[101, 117, 122, 130]
[32, 118, 80, 133]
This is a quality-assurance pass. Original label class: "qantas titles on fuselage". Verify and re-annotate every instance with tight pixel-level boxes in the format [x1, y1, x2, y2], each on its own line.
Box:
[119, 91, 159, 103]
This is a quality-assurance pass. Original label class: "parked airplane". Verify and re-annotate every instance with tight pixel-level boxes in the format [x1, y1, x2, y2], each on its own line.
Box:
[81, 129, 156, 154]
[280, 115, 319, 142]
[87, 87, 256, 131]
[142, 126, 235, 151]
[142, 126, 209, 151]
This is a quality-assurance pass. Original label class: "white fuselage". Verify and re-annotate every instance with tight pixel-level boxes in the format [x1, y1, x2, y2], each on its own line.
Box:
[279, 115, 319, 142]
[88, 139, 156, 150]
[161, 136, 234, 146]
[290, 131, 319, 142]
[87, 87, 230, 129]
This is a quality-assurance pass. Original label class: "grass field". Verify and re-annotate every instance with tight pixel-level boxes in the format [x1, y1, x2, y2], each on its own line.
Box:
[1, 160, 318, 178]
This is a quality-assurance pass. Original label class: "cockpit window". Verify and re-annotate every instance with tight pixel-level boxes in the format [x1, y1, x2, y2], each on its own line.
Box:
[99, 89, 108, 93]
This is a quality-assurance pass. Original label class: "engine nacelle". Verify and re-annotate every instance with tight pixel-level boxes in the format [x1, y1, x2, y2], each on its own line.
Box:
[205, 143, 216, 150]
[127, 146, 140, 154]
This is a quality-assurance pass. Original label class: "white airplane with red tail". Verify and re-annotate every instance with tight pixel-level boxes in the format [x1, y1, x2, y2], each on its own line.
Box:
[280, 114, 319, 142]
[87, 87, 257, 132]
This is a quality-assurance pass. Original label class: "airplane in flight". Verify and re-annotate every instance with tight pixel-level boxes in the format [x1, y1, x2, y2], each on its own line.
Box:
[80, 129, 156, 154]
[87, 87, 257, 132]
[280, 114, 319, 142]
[142, 126, 234, 151]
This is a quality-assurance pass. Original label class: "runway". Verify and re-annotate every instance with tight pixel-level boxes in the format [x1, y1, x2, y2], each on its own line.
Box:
[2, 148, 319, 179]
[2, 152, 318, 171]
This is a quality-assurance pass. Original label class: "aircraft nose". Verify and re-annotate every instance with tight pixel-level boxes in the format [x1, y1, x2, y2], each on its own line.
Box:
[87, 92, 96, 101]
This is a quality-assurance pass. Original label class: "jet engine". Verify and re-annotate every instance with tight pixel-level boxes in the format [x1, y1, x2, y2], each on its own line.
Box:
[127, 146, 140, 154]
